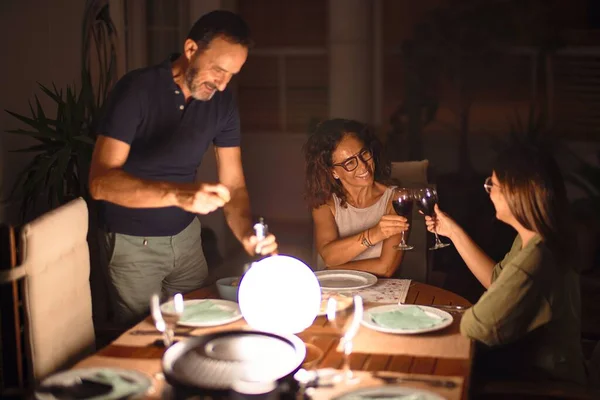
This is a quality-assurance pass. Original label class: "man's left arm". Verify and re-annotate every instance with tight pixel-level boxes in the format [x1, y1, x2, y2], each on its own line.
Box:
[214, 146, 278, 256]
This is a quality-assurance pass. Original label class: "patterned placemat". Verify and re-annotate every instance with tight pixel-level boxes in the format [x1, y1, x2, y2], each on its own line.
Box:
[331, 279, 411, 304]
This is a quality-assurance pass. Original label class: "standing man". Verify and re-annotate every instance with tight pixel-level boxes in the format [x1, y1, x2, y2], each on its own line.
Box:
[89, 10, 277, 326]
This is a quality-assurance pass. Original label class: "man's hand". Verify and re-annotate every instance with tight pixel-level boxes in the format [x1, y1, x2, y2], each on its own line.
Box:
[241, 233, 278, 256]
[174, 183, 231, 214]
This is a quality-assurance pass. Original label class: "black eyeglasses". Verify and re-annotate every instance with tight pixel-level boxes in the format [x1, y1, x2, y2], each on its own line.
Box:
[332, 148, 373, 172]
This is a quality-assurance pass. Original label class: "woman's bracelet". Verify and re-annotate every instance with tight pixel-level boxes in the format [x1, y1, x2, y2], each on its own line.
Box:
[360, 228, 375, 248]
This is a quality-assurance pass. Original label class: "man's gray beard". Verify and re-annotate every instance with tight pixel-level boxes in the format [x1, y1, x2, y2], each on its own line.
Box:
[185, 67, 209, 101]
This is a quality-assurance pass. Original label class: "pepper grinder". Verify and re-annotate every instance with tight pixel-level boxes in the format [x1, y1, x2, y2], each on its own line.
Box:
[253, 217, 268, 243]
[242, 217, 270, 275]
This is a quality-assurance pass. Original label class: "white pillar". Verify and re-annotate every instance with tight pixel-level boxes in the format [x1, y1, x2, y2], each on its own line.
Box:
[372, 0, 383, 127]
[126, 0, 146, 71]
[109, 0, 127, 79]
[328, 0, 372, 122]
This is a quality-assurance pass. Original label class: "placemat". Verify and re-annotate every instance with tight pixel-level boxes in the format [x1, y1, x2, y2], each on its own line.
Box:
[334, 279, 411, 304]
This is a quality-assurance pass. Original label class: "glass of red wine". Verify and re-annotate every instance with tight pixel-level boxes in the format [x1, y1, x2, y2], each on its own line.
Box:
[415, 187, 451, 250]
[391, 188, 414, 250]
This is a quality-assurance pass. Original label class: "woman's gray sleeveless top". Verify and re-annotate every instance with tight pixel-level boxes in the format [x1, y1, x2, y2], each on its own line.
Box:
[315, 187, 394, 270]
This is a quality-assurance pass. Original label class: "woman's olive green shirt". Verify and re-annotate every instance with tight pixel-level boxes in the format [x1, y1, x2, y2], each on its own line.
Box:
[460, 234, 587, 384]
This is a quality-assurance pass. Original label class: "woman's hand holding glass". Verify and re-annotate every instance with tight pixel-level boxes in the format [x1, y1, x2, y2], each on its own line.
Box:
[372, 214, 409, 243]
[391, 188, 414, 250]
[424, 204, 458, 240]
[415, 188, 451, 250]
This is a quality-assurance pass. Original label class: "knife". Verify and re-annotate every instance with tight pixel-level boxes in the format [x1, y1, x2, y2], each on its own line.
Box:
[36, 378, 113, 399]
[373, 372, 458, 388]
[413, 304, 468, 312]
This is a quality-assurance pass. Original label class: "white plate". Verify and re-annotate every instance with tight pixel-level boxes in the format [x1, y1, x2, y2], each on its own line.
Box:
[36, 367, 152, 400]
[161, 299, 243, 328]
[361, 304, 454, 334]
[333, 384, 446, 400]
[315, 270, 377, 291]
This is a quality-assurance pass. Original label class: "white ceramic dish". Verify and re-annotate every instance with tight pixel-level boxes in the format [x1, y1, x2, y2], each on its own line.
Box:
[315, 270, 377, 291]
[361, 304, 453, 335]
[161, 299, 242, 328]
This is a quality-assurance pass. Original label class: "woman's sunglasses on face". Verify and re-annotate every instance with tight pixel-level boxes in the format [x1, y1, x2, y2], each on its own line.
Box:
[333, 148, 373, 172]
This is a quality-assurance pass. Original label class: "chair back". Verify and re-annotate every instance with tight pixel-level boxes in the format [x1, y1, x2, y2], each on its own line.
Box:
[391, 160, 430, 188]
[0, 224, 25, 394]
[390, 160, 431, 282]
[19, 198, 95, 381]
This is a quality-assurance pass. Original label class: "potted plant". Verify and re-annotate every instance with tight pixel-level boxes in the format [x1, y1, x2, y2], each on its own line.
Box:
[3, 0, 118, 222]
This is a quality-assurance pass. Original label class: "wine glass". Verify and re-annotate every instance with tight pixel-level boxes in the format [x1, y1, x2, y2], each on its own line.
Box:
[415, 187, 451, 250]
[391, 188, 414, 250]
[150, 292, 184, 347]
[326, 295, 364, 385]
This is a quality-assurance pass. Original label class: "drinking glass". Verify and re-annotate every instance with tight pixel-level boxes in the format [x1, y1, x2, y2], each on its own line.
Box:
[150, 293, 184, 347]
[415, 187, 451, 250]
[391, 188, 414, 250]
[326, 295, 364, 385]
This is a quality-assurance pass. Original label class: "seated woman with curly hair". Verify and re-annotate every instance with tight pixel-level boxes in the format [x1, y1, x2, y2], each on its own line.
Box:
[303, 118, 408, 277]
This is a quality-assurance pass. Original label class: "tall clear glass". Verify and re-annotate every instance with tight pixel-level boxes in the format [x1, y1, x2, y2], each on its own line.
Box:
[391, 188, 414, 250]
[150, 293, 184, 347]
[415, 187, 451, 250]
[326, 295, 363, 385]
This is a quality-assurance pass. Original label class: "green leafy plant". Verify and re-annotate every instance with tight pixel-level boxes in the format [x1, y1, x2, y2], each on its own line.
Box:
[508, 103, 549, 145]
[3, 0, 118, 221]
[6, 84, 95, 218]
[568, 151, 600, 205]
[385, 41, 438, 162]
[493, 103, 600, 216]
[491, 103, 550, 152]
[80, 0, 118, 126]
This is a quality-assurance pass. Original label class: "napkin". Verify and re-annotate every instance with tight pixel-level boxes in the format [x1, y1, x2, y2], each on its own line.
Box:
[181, 300, 235, 323]
[370, 306, 445, 330]
[84, 369, 147, 399]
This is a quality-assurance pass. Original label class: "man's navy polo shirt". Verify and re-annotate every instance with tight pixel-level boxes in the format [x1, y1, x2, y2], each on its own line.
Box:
[96, 56, 241, 236]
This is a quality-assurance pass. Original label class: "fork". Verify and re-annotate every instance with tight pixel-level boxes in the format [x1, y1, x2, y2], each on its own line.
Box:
[130, 329, 193, 337]
[398, 300, 468, 312]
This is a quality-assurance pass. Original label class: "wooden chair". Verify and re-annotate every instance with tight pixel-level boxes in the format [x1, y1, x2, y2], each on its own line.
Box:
[0, 224, 26, 397]
[0, 198, 95, 384]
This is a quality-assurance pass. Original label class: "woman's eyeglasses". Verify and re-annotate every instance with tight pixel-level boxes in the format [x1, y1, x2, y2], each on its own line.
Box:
[483, 176, 500, 194]
[333, 149, 373, 172]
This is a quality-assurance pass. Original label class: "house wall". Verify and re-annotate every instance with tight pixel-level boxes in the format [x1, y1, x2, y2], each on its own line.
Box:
[1, 0, 597, 236]
[0, 0, 84, 224]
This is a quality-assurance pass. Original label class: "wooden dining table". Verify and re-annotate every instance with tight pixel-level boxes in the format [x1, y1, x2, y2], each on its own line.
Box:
[73, 281, 473, 399]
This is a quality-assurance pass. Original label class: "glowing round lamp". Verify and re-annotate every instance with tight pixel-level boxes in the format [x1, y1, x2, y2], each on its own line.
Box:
[238, 255, 321, 334]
